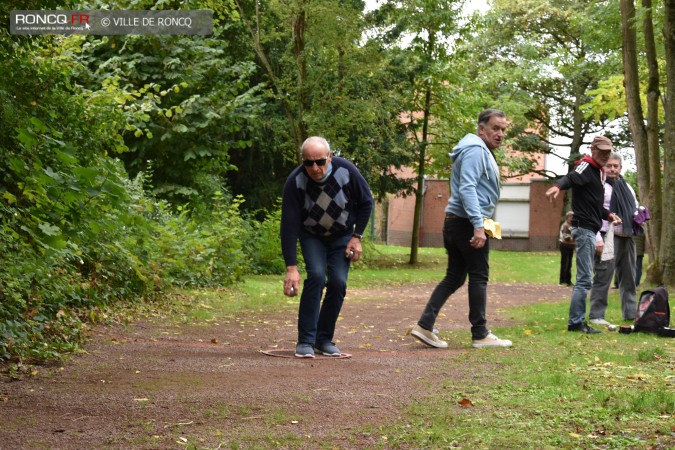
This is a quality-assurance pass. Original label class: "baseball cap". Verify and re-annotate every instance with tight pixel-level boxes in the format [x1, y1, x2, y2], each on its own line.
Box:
[591, 136, 613, 151]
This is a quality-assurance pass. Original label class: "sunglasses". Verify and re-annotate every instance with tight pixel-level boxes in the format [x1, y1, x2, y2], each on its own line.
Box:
[302, 157, 328, 167]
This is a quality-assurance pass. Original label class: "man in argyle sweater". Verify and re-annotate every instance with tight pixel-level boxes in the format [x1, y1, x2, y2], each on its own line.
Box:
[281, 136, 373, 358]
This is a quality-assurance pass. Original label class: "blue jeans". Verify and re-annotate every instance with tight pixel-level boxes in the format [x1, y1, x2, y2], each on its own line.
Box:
[297, 230, 352, 345]
[418, 217, 489, 340]
[569, 227, 596, 325]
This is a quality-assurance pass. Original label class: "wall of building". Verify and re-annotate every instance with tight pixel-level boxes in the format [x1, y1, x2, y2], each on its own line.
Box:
[521, 178, 566, 251]
[385, 191, 415, 247]
[420, 179, 448, 247]
[384, 177, 565, 251]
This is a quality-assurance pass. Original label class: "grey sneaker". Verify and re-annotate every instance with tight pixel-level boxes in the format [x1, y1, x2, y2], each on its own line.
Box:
[314, 342, 341, 356]
[411, 324, 448, 348]
[472, 332, 512, 348]
[295, 343, 315, 358]
[590, 318, 617, 331]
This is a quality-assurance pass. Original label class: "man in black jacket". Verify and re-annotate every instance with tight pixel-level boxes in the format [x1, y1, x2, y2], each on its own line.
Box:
[546, 136, 621, 333]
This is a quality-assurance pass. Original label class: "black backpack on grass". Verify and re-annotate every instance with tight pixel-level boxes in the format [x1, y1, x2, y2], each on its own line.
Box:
[634, 287, 671, 335]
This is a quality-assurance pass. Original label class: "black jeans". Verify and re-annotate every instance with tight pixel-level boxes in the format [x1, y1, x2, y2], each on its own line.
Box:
[559, 244, 574, 285]
[418, 216, 489, 340]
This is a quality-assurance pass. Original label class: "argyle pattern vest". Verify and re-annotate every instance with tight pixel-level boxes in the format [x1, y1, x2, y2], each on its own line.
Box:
[297, 166, 351, 236]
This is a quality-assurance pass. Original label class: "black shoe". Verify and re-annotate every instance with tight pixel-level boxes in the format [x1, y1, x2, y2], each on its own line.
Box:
[567, 322, 601, 334]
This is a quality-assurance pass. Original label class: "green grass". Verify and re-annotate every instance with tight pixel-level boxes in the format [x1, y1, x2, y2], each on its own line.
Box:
[178, 245, 572, 315]
[376, 298, 674, 449]
[353, 244, 567, 286]
[172, 244, 673, 448]
[175, 275, 294, 322]
[355, 246, 672, 448]
[178, 245, 568, 320]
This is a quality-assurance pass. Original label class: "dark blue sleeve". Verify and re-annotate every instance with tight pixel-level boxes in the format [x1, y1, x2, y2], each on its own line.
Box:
[350, 166, 373, 236]
[280, 170, 303, 267]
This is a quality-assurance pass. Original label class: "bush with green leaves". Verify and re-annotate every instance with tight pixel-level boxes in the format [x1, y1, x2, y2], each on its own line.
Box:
[243, 205, 286, 275]
[0, 4, 295, 362]
[0, 154, 160, 361]
[1, 35, 135, 360]
[0, 30, 255, 361]
[0, 162, 256, 361]
[147, 191, 248, 288]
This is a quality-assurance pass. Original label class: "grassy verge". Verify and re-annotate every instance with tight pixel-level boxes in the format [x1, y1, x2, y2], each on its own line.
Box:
[352, 244, 567, 286]
[180, 244, 570, 321]
[181, 244, 673, 449]
[361, 247, 672, 449]
[376, 300, 673, 449]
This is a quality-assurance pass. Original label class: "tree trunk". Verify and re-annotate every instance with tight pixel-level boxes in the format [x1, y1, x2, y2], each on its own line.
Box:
[235, 0, 305, 154]
[409, 29, 436, 265]
[409, 85, 432, 265]
[642, 0, 664, 284]
[620, 0, 658, 282]
[569, 83, 587, 170]
[292, 0, 308, 146]
[661, 0, 675, 287]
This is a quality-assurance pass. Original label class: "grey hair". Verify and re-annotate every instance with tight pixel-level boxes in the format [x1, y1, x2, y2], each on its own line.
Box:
[609, 152, 622, 166]
[300, 136, 331, 158]
[477, 109, 506, 132]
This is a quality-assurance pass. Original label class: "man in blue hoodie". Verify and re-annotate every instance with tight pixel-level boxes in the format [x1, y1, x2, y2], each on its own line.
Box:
[411, 109, 513, 349]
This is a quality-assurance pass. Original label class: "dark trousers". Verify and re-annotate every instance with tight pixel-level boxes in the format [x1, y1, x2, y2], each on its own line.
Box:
[635, 255, 644, 287]
[418, 216, 489, 340]
[559, 244, 574, 285]
[297, 230, 352, 345]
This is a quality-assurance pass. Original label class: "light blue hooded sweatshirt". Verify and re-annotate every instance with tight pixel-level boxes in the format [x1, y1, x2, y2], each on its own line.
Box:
[445, 133, 501, 229]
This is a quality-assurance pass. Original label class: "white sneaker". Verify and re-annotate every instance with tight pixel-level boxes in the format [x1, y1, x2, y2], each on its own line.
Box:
[590, 319, 617, 331]
[411, 324, 448, 348]
[472, 332, 512, 348]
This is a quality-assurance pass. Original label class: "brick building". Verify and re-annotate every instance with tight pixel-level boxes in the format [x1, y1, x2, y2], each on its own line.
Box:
[377, 162, 567, 251]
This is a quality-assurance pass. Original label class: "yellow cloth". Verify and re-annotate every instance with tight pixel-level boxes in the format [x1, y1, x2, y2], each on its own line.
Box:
[483, 218, 502, 239]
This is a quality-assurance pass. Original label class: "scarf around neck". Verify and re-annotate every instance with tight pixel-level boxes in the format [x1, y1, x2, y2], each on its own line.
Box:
[577, 155, 606, 183]
[316, 163, 333, 183]
[608, 176, 636, 236]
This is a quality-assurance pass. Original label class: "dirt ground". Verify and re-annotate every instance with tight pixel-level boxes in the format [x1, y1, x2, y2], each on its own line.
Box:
[0, 282, 572, 449]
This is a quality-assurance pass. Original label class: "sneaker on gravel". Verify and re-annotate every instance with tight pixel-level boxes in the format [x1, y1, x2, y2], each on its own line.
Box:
[314, 342, 341, 356]
[472, 332, 512, 348]
[590, 318, 617, 331]
[295, 343, 315, 358]
[411, 324, 448, 348]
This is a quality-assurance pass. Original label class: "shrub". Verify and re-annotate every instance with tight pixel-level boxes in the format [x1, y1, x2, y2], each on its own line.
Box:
[149, 191, 248, 287]
[0, 20, 262, 363]
[244, 205, 286, 275]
